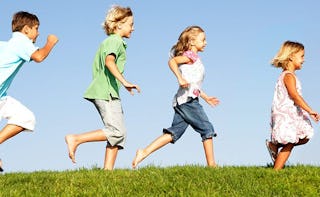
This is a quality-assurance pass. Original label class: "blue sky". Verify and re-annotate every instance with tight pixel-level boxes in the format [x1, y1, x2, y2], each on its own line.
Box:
[1, 0, 320, 172]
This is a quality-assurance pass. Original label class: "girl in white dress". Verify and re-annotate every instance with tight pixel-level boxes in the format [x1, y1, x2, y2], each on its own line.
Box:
[266, 41, 320, 170]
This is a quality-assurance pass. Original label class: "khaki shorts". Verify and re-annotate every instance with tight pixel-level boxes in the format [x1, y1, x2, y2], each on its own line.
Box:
[89, 99, 126, 149]
[0, 96, 36, 131]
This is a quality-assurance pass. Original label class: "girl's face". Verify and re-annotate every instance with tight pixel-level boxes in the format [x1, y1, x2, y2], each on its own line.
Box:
[192, 32, 207, 52]
[119, 16, 134, 38]
[291, 50, 305, 70]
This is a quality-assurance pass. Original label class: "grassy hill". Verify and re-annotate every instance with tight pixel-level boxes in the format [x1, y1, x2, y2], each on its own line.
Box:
[1, 165, 320, 196]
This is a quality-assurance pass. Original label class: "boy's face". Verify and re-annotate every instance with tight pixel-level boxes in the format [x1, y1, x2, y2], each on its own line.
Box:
[25, 25, 39, 43]
[120, 16, 134, 38]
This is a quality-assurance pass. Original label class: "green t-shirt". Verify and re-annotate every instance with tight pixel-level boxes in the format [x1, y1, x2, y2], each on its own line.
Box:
[84, 34, 127, 100]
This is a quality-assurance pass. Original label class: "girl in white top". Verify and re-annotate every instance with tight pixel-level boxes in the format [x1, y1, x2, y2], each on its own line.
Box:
[266, 41, 319, 170]
[132, 26, 219, 169]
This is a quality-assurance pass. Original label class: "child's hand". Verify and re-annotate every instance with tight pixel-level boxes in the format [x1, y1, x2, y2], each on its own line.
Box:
[309, 111, 320, 122]
[178, 78, 189, 88]
[205, 96, 220, 107]
[47, 34, 59, 45]
[123, 82, 141, 95]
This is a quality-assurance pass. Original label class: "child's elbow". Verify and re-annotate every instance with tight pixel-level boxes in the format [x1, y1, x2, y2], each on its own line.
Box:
[290, 94, 302, 103]
[168, 59, 177, 67]
[31, 54, 45, 63]
[32, 58, 43, 63]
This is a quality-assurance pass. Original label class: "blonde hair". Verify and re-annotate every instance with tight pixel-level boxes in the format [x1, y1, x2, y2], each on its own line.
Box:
[12, 11, 39, 32]
[170, 26, 204, 57]
[102, 5, 132, 35]
[271, 41, 304, 69]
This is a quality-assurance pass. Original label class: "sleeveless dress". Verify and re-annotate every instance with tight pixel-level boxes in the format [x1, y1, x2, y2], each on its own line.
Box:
[270, 71, 314, 144]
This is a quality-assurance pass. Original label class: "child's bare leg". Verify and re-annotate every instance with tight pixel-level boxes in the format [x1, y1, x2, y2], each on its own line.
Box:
[0, 124, 24, 144]
[65, 129, 107, 163]
[203, 138, 216, 167]
[103, 146, 119, 170]
[273, 143, 294, 170]
[132, 133, 173, 169]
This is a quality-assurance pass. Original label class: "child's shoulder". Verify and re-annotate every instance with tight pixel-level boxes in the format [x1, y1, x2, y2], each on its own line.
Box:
[102, 34, 126, 47]
[182, 50, 199, 63]
[280, 71, 299, 83]
[282, 70, 296, 78]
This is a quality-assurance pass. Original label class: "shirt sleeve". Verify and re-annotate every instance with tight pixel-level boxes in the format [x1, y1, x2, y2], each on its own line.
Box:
[182, 50, 199, 63]
[14, 38, 39, 62]
[102, 37, 122, 59]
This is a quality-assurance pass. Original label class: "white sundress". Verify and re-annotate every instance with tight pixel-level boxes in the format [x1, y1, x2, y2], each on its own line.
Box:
[270, 71, 314, 144]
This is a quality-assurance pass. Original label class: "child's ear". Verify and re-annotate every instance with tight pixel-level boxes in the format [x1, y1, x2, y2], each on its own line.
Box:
[21, 25, 30, 34]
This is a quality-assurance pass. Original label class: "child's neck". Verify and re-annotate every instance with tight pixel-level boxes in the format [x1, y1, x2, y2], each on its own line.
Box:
[283, 63, 296, 73]
[190, 48, 198, 54]
[113, 30, 124, 38]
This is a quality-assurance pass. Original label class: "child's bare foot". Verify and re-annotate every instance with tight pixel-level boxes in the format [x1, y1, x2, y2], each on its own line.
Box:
[208, 163, 218, 168]
[132, 149, 146, 169]
[65, 135, 78, 163]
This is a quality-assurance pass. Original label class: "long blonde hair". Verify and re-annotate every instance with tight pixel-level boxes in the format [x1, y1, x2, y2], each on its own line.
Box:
[271, 41, 304, 70]
[102, 5, 132, 35]
[170, 26, 204, 57]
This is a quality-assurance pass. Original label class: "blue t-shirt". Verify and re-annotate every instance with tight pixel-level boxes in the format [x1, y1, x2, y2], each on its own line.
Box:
[0, 32, 39, 98]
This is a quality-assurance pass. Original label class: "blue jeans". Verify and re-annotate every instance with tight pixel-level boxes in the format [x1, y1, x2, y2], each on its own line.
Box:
[163, 98, 216, 143]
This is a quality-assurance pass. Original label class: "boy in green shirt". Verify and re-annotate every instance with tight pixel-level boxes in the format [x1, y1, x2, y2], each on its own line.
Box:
[65, 5, 140, 170]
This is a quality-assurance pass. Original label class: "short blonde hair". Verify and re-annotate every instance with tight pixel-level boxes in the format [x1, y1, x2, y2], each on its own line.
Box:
[271, 41, 304, 69]
[102, 5, 132, 35]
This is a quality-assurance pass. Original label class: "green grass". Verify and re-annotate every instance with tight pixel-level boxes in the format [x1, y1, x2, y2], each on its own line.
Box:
[1, 165, 320, 196]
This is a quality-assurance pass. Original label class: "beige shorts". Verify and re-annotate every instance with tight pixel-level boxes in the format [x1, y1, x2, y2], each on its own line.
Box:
[89, 99, 126, 149]
[0, 96, 36, 131]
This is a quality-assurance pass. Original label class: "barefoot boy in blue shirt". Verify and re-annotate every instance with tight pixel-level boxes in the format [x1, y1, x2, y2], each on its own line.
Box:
[0, 11, 58, 171]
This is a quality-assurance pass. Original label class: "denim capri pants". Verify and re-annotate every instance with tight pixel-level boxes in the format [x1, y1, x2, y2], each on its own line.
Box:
[163, 98, 216, 143]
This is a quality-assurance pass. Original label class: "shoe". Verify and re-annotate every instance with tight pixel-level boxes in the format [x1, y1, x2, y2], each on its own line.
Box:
[0, 159, 3, 172]
[265, 139, 277, 162]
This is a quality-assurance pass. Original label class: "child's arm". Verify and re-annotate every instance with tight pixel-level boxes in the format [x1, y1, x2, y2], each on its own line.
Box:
[168, 56, 190, 88]
[105, 54, 140, 95]
[31, 34, 58, 62]
[200, 90, 219, 107]
[284, 73, 319, 121]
